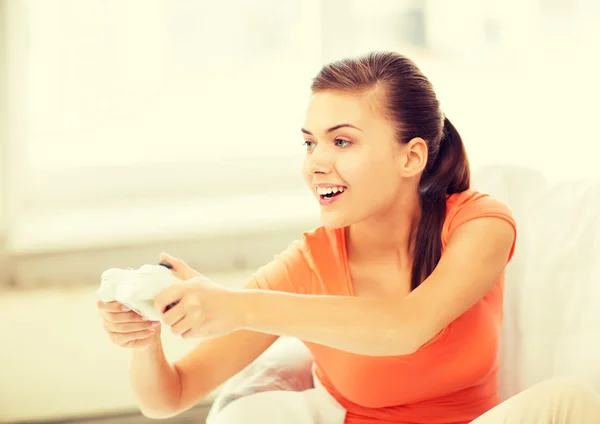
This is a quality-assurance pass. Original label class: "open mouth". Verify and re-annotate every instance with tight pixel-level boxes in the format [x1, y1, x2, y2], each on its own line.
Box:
[317, 186, 347, 200]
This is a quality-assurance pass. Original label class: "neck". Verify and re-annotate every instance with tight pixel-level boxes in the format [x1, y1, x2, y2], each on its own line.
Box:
[346, 190, 422, 267]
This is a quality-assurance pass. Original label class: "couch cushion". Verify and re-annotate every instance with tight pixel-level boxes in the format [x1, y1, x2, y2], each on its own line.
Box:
[473, 166, 600, 399]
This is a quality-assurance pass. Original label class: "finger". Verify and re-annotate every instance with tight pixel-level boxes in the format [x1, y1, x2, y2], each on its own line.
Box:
[161, 301, 186, 327]
[170, 314, 195, 336]
[180, 323, 209, 340]
[181, 328, 195, 340]
[97, 300, 130, 313]
[101, 310, 148, 324]
[159, 252, 184, 273]
[159, 252, 200, 280]
[154, 283, 187, 313]
[158, 261, 173, 270]
[109, 329, 156, 347]
[104, 320, 160, 333]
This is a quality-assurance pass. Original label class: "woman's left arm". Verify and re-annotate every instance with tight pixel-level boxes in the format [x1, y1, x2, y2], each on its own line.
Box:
[240, 217, 515, 356]
[155, 217, 515, 356]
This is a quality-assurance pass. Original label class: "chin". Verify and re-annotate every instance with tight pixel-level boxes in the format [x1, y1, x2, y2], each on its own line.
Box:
[319, 210, 353, 230]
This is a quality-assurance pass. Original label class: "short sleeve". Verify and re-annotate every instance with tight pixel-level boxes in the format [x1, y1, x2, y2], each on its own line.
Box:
[243, 239, 314, 295]
[443, 190, 517, 263]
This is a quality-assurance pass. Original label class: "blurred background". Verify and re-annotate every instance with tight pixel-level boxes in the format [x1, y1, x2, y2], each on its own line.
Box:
[0, 0, 599, 423]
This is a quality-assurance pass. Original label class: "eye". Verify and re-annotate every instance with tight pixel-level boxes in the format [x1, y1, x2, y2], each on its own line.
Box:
[303, 140, 315, 150]
[334, 138, 351, 148]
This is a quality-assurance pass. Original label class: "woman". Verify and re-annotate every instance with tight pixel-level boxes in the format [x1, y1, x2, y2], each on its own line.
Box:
[97, 52, 600, 423]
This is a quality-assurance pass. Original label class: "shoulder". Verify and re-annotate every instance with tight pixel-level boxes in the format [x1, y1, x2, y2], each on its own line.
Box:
[248, 226, 346, 295]
[444, 189, 516, 239]
[442, 189, 517, 261]
[260, 226, 341, 274]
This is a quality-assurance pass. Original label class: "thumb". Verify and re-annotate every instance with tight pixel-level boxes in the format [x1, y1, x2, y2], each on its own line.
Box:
[159, 252, 179, 269]
[159, 252, 198, 280]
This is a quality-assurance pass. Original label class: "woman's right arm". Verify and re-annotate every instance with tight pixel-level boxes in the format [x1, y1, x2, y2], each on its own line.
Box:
[130, 329, 278, 418]
[97, 297, 278, 419]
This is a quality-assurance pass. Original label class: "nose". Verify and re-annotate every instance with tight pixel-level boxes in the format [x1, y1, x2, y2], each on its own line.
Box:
[305, 144, 333, 175]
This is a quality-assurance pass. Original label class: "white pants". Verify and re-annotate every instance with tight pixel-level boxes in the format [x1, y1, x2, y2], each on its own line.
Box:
[207, 365, 346, 424]
[206, 338, 345, 424]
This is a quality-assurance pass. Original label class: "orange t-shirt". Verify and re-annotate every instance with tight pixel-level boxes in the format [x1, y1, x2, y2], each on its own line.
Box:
[247, 190, 517, 424]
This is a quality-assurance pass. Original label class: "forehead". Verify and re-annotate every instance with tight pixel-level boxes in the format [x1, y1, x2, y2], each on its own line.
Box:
[303, 89, 385, 133]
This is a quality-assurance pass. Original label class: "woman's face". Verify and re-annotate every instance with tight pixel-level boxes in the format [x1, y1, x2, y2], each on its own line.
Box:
[301, 89, 410, 229]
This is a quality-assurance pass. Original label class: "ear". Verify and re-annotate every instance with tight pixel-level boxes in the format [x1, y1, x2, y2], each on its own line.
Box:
[398, 137, 428, 177]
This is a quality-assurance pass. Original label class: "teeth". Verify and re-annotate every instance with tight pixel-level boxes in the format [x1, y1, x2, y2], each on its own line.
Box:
[316, 186, 346, 195]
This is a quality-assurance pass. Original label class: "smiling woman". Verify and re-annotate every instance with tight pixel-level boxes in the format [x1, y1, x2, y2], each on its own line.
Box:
[95, 50, 600, 424]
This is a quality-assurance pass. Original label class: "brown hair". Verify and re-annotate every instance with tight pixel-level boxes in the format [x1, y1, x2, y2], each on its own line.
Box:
[311, 51, 470, 290]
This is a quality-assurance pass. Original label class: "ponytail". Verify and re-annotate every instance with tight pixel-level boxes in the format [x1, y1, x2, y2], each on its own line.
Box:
[410, 117, 470, 290]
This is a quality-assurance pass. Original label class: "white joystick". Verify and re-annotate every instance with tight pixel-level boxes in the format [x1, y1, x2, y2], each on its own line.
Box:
[97, 263, 181, 321]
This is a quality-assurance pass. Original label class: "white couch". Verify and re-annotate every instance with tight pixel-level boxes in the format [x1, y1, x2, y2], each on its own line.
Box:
[473, 165, 600, 400]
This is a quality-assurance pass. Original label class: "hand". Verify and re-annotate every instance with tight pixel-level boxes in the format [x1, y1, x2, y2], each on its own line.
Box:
[97, 301, 162, 350]
[154, 271, 246, 340]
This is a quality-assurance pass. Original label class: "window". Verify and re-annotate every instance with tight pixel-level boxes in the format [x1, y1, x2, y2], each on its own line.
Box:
[7, 0, 322, 255]
[4, 0, 600, 258]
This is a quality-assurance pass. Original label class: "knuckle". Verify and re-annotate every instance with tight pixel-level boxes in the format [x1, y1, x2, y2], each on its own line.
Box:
[119, 322, 133, 332]
[103, 301, 119, 312]
[113, 311, 140, 323]
[183, 296, 197, 310]
[136, 330, 149, 339]
[110, 315, 123, 324]
[188, 295, 200, 307]
[124, 322, 145, 333]
[192, 310, 202, 322]
[169, 259, 181, 269]
[154, 295, 165, 308]
[129, 311, 144, 321]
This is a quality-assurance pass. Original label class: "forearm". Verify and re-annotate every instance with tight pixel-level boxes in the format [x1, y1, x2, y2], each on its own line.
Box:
[241, 290, 420, 356]
[129, 337, 182, 418]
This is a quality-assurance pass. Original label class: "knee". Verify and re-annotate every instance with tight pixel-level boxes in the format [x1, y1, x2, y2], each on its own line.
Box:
[532, 377, 600, 404]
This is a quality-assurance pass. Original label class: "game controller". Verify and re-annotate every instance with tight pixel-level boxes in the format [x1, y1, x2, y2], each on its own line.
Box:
[97, 262, 181, 321]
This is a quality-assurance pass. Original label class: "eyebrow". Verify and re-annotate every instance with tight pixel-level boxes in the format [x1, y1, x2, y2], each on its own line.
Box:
[301, 123, 362, 136]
